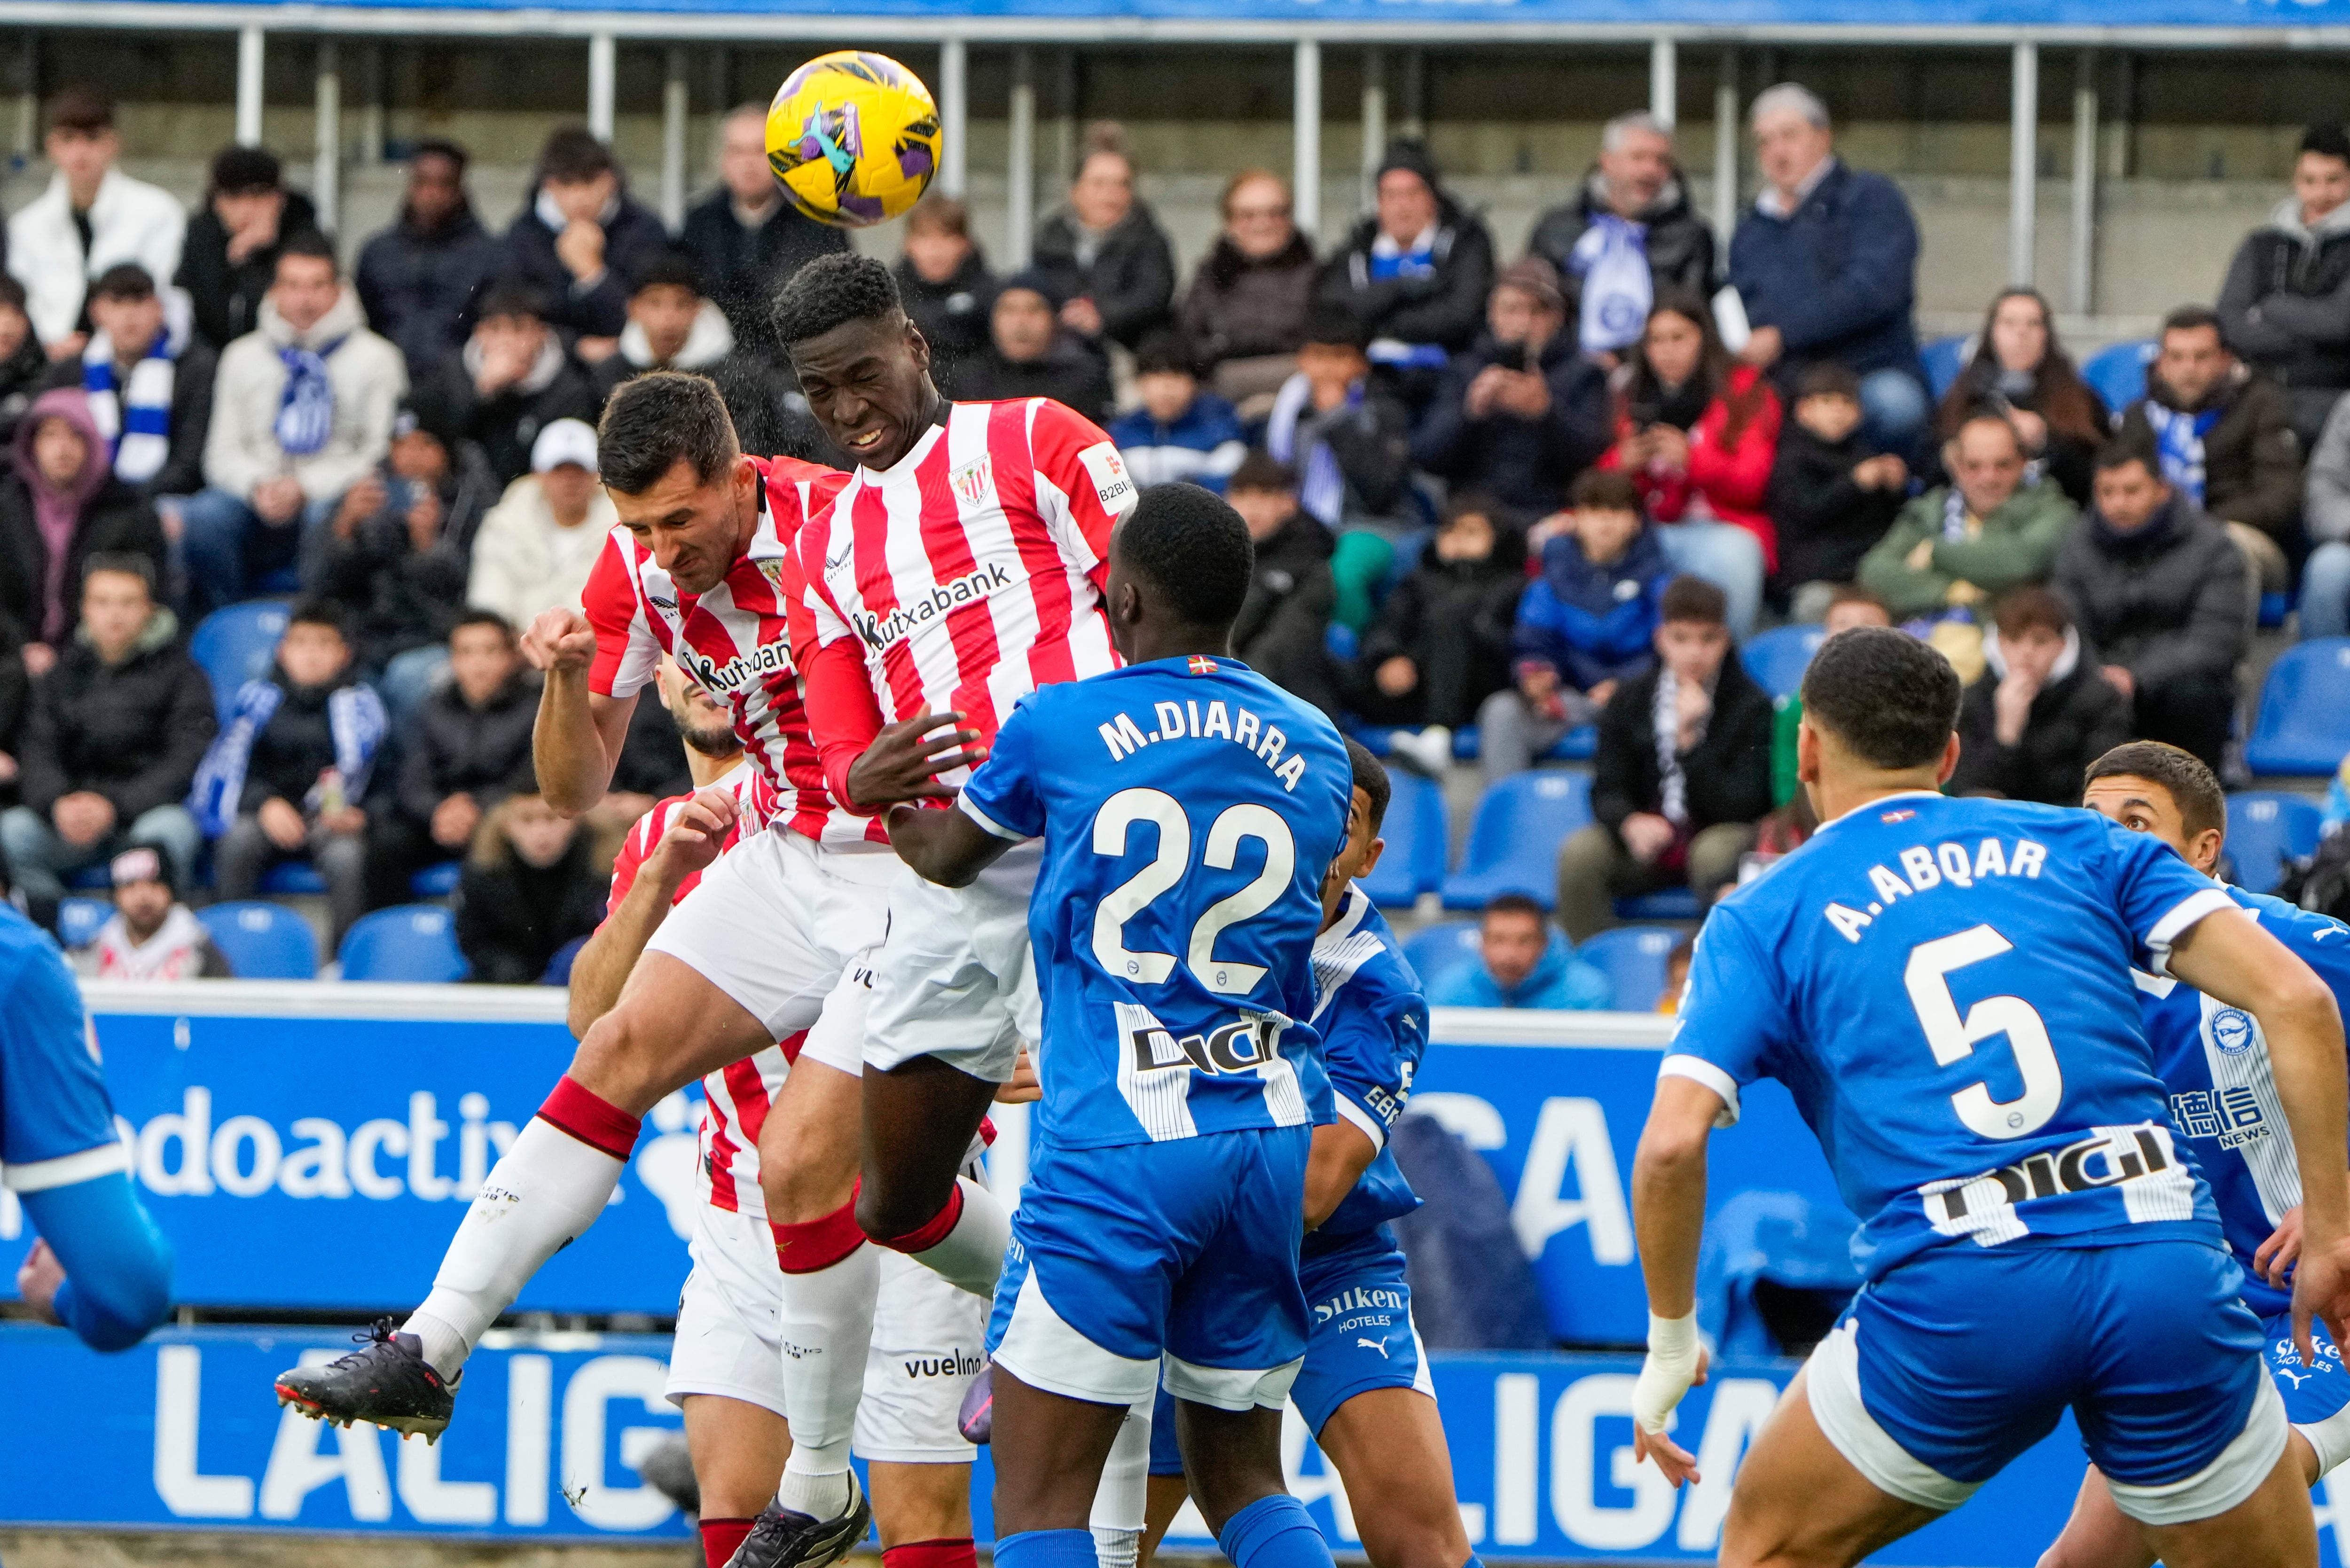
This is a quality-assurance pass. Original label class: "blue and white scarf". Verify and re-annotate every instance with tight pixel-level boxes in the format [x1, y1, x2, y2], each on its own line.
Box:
[82, 332, 176, 486]
[274, 338, 345, 459]
[188, 677, 388, 838]
[1267, 373, 1354, 527]
[1569, 214, 1653, 355]
[2141, 402, 2222, 507]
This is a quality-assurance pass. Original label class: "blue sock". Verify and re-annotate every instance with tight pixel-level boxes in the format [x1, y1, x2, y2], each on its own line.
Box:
[1463, 1557, 1486, 1568]
[1215, 1495, 1333, 1568]
[993, 1529, 1097, 1568]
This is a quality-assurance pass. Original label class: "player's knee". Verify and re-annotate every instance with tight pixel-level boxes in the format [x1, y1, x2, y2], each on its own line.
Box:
[855, 1180, 936, 1245]
[570, 1004, 667, 1112]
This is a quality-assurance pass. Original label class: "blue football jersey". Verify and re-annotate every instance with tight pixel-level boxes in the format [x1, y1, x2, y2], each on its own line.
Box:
[958, 654, 1351, 1150]
[1306, 885, 1427, 1247]
[2138, 886, 2350, 1317]
[1670, 792, 2232, 1281]
[0, 907, 129, 1191]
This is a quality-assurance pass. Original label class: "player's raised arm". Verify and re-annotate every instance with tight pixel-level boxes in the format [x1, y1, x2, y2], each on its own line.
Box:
[522, 604, 636, 815]
[2167, 906, 2350, 1356]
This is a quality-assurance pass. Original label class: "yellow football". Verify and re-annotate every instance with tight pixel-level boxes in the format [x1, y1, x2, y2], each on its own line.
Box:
[764, 50, 942, 228]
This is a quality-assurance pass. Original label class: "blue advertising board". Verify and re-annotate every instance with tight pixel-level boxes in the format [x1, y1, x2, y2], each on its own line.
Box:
[0, 988, 1829, 1345]
[20, 1323, 2348, 1566]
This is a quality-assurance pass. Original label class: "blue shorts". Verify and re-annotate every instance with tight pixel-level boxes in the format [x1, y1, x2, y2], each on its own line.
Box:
[1807, 1241, 2286, 1527]
[987, 1125, 1312, 1411]
[1146, 1224, 1430, 1476]
[2260, 1311, 2350, 1425]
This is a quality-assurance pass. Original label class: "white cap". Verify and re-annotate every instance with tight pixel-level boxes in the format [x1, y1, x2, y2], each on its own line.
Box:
[531, 418, 599, 475]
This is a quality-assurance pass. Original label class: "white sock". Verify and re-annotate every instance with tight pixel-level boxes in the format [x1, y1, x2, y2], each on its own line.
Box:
[1092, 1528, 1140, 1568]
[910, 1177, 1011, 1297]
[1092, 1404, 1150, 1534]
[774, 1241, 878, 1468]
[406, 1117, 625, 1379]
[777, 1448, 855, 1518]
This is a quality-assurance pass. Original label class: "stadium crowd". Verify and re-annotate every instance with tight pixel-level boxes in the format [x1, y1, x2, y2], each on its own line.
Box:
[1, 77, 2346, 993]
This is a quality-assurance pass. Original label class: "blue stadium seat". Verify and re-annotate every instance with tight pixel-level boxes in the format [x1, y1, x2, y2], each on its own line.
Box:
[2225, 791, 2324, 895]
[1544, 725, 1598, 762]
[1440, 771, 1593, 910]
[259, 861, 328, 895]
[1614, 887, 1703, 922]
[188, 599, 292, 723]
[2260, 592, 2290, 631]
[64, 862, 112, 892]
[410, 861, 462, 898]
[1324, 622, 1359, 661]
[2081, 338, 2158, 420]
[1575, 925, 1685, 1012]
[1741, 625, 1825, 701]
[196, 901, 318, 980]
[1358, 768, 1448, 908]
[339, 905, 469, 983]
[2248, 638, 2350, 777]
[1401, 918, 1483, 987]
[542, 935, 588, 986]
[57, 896, 110, 950]
[1920, 334, 1974, 400]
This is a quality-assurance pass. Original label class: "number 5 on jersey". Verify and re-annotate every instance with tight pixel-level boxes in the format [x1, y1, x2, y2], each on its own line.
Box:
[1905, 924, 2064, 1141]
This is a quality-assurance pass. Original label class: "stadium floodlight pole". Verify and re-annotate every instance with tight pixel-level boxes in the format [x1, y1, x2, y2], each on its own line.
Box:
[1293, 38, 1320, 243]
[2009, 38, 2037, 288]
[940, 37, 968, 199]
[235, 24, 263, 146]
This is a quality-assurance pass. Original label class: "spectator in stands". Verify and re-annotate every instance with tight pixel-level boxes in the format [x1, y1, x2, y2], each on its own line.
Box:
[501, 126, 669, 359]
[466, 418, 616, 632]
[1227, 451, 1341, 719]
[0, 277, 50, 446]
[1948, 585, 2132, 805]
[2299, 393, 2350, 637]
[1727, 84, 1927, 450]
[1555, 575, 1772, 941]
[894, 197, 995, 394]
[1030, 126, 1177, 353]
[1526, 111, 1718, 364]
[1768, 361, 1907, 619]
[7, 86, 185, 359]
[185, 234, 407, 618]
[1412, 256, 1611, 522]
[177, 145, 320, 354]
[1423, 893, 1611, 1010]
[682, 104, 847, 361]
[5, 557, 212, 920]
[1180, 170, 1318, 417]
[192, 597, 384, 945]
[1317, 138, 1496, 409]
[80, 843, 230, 980]
[1859, 411, 2074, 631]
[365, 610, 537, 911]
[590, 251, 738, 404]
[1354, 493, 1527, 773]
[306, 388, 496, 725]
[356, 139, 505, 384]
[1108, 331, 1245, 490]
[1769, 584, 1891, 807]
[1657, 936, 1694, 1013]
[951, 271, 1113, 423]
[455, 777, 611, 985]
[2117, 305, 2304, 596]
[2217, 124, 2350, 451]
[41, 265, 214, 510]
[0, 389, 165, 672]
[2052, 439, 2249, 772]
[434, 282, 599, 487]
[0, 618, 25, 812]
[1932, 288, 2111, 508]
[1265, 304, 1416, 624]
[1482, 468, 1671, 782]
[1601, 291, 1780, 638]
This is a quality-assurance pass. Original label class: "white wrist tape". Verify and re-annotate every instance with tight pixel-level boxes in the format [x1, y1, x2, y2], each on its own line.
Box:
[1632, 1309, 1702, 1435]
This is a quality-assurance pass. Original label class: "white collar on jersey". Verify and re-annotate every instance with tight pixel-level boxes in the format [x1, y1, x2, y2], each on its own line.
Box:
[1317, 883, 1372, 951]
[1812, 787, 1946, 835]
[859, 416, 952, 480]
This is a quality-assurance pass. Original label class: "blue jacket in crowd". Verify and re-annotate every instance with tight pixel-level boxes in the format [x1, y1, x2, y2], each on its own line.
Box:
[1512, 527, 1673, 693]
[1425, 928, 1613, 1011]
[1109, 392, 1248, 493]
[1727, 161, 1923, 385]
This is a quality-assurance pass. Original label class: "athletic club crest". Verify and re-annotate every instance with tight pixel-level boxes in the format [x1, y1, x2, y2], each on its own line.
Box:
[757, 556, 789, 596]
[951, 454, 994, 507]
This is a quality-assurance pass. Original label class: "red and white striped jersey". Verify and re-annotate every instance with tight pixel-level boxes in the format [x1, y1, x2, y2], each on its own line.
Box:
[602, 763, 799, 1219]
[582, 455, 880, 846]
[794, 399, 1138, 805]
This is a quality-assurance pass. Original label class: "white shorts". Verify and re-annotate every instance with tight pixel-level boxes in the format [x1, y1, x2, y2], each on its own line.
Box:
[840, 841, 1042, 1084]
[645, 830, 897, 1051]
[665, 1202, 986, 1463]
